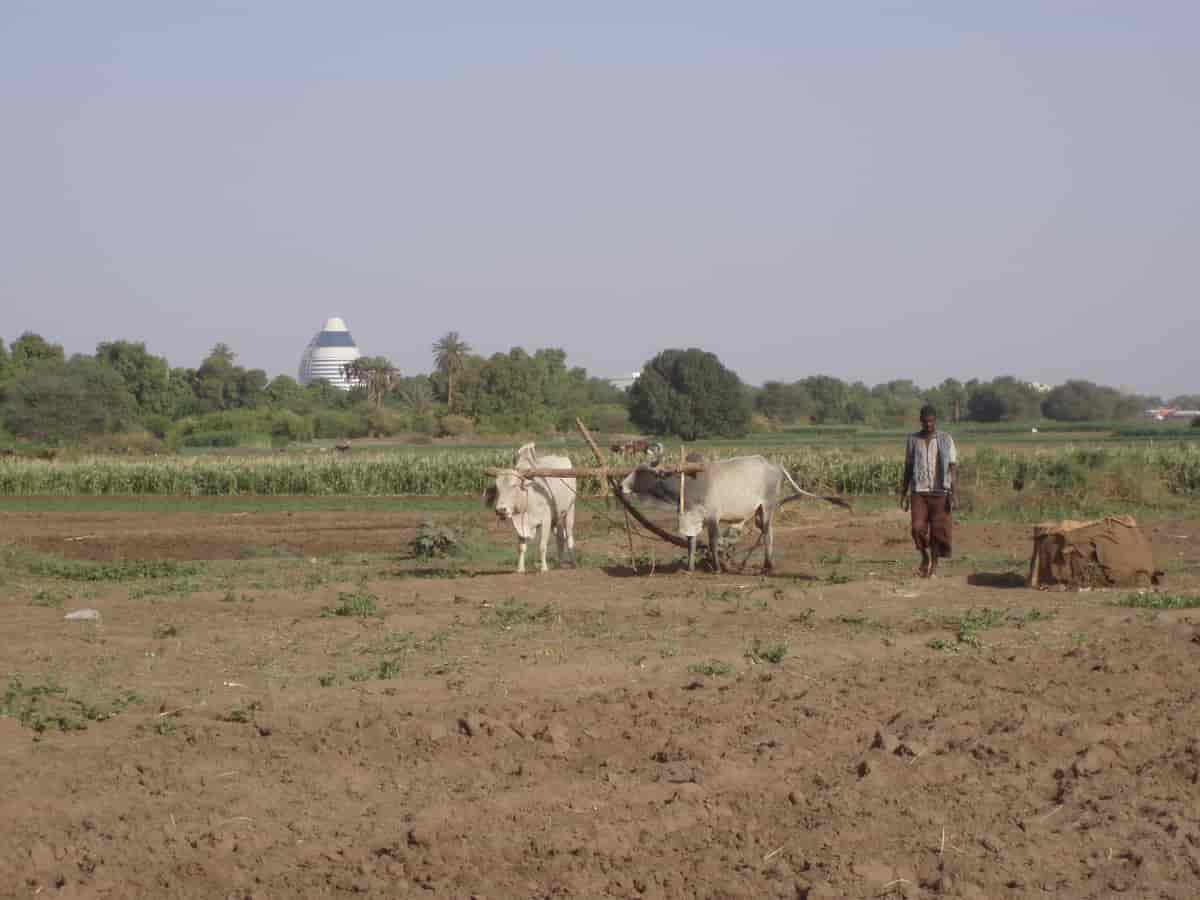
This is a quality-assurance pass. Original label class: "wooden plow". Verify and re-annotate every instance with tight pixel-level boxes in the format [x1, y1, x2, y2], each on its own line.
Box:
[485, 420, 850, 574]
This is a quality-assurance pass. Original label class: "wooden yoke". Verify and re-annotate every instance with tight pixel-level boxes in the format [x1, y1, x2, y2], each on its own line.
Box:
[574, 419, 691, 551]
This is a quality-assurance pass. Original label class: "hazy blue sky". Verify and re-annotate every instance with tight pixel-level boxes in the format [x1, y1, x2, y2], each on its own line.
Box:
[3, 2, 1197, 395]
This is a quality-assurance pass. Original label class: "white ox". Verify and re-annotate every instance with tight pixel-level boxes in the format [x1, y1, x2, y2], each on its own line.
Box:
[620, 454, 850, 573]
[485, 443, 577, 573]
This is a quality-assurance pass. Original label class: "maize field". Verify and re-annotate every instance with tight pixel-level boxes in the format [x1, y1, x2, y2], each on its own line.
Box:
[1, 445, 1198, 497]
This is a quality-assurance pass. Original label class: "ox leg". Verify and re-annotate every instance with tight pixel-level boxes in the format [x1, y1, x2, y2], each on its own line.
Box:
[565, 506, 577, 566]
[762, 509, 775, 573]
[687, 536, 697, 572]
[707, 519, 722, 573]
[537, 523, 550, 573]
[516, 539, 527, 574]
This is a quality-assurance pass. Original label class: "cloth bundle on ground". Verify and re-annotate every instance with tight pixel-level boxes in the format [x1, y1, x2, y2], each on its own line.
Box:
[1028, 515, 1163, 589]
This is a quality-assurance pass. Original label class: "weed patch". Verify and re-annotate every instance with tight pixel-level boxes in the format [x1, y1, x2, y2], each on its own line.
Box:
[220, 701, 262, 724]
[688, 660, 734, 677]
[482, 597, 558, 628]
[411, 521, 463, 559]
[322, 589, 379, 618]
[15, 551, 202, 582]
[955, 607, 1007, 647]
[745, 639, 789, 664]
[29, 589, 65, 608]
[1116, 593, 1200, 610]
[1, 676, 142, 734]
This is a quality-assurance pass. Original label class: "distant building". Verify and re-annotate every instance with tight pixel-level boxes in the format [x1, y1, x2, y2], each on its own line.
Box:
[299, 317, 362, 390]
[607, 372, 640, 391]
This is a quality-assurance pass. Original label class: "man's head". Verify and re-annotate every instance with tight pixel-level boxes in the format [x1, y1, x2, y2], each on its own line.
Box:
[919, 404, 937, 434]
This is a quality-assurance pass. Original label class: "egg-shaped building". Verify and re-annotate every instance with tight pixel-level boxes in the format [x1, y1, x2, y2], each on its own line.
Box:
[298, 317, 363, 390]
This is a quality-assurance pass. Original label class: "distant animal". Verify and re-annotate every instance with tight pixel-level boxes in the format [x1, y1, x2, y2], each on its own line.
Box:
[334, 441, 352, 453]
[610, 438, 661, 456]
[484, 443, 577, 573]
[620, 455, 851, 573]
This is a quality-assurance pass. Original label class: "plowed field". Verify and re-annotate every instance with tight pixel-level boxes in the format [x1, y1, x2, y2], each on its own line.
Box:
[2, 500, 1199, 899]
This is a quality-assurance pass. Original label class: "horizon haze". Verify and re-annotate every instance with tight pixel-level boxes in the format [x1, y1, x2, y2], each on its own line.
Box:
[2, 3, 1196, 394]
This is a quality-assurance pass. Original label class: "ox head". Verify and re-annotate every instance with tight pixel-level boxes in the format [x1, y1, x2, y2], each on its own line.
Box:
[485, 470, 527, 521]
[620, 465, 664, 498]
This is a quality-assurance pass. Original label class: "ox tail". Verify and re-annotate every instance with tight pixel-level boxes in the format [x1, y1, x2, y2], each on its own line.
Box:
[780, 468, 853, 512]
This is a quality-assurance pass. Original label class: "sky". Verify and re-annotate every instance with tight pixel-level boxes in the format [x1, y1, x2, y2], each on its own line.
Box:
[2, 2, 1197, 396]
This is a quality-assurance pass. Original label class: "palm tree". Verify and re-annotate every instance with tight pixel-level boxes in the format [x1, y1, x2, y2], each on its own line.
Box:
[342, 357, 398, 409]
[432, 332, 471, 412]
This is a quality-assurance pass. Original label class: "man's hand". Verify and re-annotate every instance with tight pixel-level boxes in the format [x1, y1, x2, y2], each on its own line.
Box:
[948, 490, 957, 512]
[900, 494, 910, 512]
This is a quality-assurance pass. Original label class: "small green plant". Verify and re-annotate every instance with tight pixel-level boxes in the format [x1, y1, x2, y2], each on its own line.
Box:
[956, 607, 1007, 647]
[928, 638, 952, 651]
[30, 589, 64, 608]
[826, 571, 852, 585]
[153, 623, 179, 639]
[483, 597, 557, 628]
[411, 521, 461, 559]
[1016, 608, 1058, 623]
[687, 659, 733, 677]
[154, 718, 177, 736]
[1116, 593, 1200, 610]
[322, 589, 379, 618]
[221, 701, 262, 724]
[376, 659, 404, 680]
[317, 673, 336, 687]
[745, 639, 789, 664]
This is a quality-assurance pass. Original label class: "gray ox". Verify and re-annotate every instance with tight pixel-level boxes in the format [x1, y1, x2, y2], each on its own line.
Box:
[484, 443, 577, 573]
[620, 454, 850, 573]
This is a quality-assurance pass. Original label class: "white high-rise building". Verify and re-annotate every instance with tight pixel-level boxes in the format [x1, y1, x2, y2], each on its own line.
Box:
[298, 317, 363, 390]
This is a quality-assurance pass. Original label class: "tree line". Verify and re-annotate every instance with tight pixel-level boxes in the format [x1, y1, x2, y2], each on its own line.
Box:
[0, 331, 1188, 449]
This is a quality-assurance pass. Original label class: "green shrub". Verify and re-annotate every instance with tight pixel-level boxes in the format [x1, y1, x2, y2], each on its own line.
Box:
[411, 521, 461, 558]
[437, 415, 475, 438]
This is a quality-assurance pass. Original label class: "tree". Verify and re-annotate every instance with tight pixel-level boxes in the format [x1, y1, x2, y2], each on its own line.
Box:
[396, 376, 434, 414]
[628, 348, 751, 440]
[343, 356, 398, 409]
[755, 381, 813, 424]
[8, 332, 65, 372]
[966, 376, 1043, 422]
[265, 375, 306, 411]
[1041, 380, 1139, 421]
[798, 375, 850, 424]
[0, 338, 10, 384]
[432, 332, 471, 412]
[2, 356, 137, 443]
[923, 378, 967, 423]
[94, 340, 173, 414]
[192, 344, 265, 411]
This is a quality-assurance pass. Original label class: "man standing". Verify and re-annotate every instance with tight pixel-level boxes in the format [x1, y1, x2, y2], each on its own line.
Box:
[900, 405, 958, 578]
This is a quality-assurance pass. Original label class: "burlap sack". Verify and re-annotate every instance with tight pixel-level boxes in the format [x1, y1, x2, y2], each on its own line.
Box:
[1028, 515, 1162, 589]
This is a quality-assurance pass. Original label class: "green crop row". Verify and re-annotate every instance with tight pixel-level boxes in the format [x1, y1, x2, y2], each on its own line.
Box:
[1, 444, 1198, 498]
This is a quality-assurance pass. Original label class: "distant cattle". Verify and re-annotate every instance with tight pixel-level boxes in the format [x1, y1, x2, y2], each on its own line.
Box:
[621, 455, 851, 573]
[485, 443, 578, 574]
[609, 438, 663, 456]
